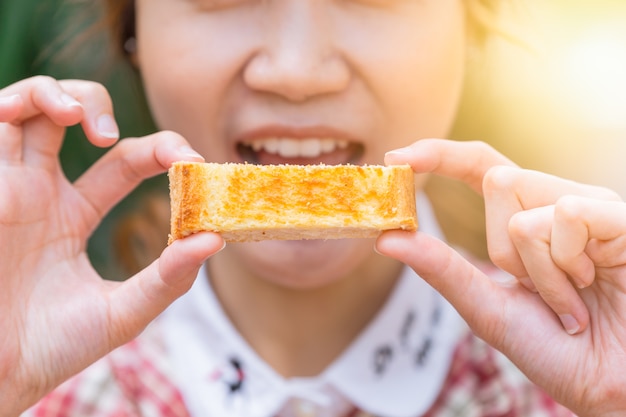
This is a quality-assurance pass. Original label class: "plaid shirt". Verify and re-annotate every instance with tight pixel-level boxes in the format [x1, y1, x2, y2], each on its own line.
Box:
[24, 324, 574, 417]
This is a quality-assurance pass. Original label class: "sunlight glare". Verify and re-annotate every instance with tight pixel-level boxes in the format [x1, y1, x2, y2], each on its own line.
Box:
[558, 24, 626, 128]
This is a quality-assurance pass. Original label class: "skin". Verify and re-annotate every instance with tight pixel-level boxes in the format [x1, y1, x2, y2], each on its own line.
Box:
[2, 1, 626, 416]
[377, 139, 626, 416]
[134, 0, 466, 376]
[0, 80, 225, 416]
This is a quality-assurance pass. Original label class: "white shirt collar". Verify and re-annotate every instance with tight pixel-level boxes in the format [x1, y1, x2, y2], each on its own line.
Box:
[161, 194, 466, 417]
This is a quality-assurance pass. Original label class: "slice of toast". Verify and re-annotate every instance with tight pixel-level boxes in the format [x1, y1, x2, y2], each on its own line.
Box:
[168, 162, 418, 243]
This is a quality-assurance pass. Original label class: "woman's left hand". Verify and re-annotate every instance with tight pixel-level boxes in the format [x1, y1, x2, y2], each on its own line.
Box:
[376, 139, 626, 417]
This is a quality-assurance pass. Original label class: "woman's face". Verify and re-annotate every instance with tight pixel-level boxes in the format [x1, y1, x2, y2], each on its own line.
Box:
[135, 0, 467, 288]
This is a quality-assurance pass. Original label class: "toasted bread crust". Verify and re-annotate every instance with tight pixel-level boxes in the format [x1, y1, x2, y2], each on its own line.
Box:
[168, 162, 418, 243]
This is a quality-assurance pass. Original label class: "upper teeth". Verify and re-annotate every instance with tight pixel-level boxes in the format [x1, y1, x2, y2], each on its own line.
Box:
[244, 138, 349, 158]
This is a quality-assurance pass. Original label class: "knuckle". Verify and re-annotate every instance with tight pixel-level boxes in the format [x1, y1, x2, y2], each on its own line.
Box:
[154, 130, 186, 145]
[487, 243, 511, 268]
[470, 140, 509, 163]
[486, 240, 524, 276]
[112, 138, 145, 181]
[80, 81, 109, 99]
[554, 195, 586, 222]
[29, 75, 60, 98]
[594, 186, 622, 202]
[466, 140, 492, 153]
[31, 75, 57, 87]
[574, 183, 622, 202]
[483, 165, 517, 195]
[508, 210, 543, 242]
[60, 80, 112, 103]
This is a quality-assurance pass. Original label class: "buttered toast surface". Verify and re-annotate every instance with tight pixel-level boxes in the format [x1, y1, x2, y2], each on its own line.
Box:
[168, 162, 417, 243]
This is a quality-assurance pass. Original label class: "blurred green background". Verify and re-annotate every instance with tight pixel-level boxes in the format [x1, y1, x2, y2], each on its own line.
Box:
[0, 0, 160, 278]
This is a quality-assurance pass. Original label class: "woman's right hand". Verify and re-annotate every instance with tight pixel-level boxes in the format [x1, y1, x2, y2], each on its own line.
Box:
[0, 77, 225, 416]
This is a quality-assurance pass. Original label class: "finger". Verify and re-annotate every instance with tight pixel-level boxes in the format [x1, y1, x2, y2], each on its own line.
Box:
[0, 94, 23, 121]
[375, 230, 509, 344]
[58, 80, 120, 146]
[0, 90, 50, 165]
[107, 232, 225, 345]
[73, 131, 205, 232]
[482, 166, 622, 276]
[587, 236, 626, 269]
[0, 76, 84, 126]
[509, 206, 590, 334]
[0, 77, 120, 171]
[1, 78, 119, 156]
[376, 229, 576, 371]
[552, 196, 626, 275]
[0, 117, 23, 164]
[484, 166, 622, 212]
[384, 139, 517, 194]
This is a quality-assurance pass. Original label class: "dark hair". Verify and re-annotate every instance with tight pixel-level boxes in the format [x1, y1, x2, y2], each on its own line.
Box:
[103, 0, 502, 58]
[103, 0, 135, 58]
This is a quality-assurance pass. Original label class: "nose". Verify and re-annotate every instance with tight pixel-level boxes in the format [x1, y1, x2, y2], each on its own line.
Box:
[243, 2, 350, 102]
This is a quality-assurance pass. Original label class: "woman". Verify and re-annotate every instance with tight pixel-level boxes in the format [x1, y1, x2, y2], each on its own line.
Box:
[1, 1, 625, 416]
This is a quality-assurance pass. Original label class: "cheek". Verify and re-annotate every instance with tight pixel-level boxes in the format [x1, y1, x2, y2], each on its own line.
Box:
[389, 26, 466, 138]
[141, 50, 239, 160]
[355, 6, 467, 146]
[135, 10, 246, 158]
[138, 37, 220, 130]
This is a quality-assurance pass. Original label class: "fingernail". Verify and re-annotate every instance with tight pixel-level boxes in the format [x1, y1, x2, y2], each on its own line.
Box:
[385, 147, 412, 157]
[96, 114, 119, 139]
[179, 146, 204, 161]
[573, 275, 592, 290]
[559, 314, 580, 335]
[60, 93, 82, 108]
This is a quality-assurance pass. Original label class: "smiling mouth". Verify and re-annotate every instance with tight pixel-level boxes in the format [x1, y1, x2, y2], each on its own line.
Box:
[236, 138, 364, 165]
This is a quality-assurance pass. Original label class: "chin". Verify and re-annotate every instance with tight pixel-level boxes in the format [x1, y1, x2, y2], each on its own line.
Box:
[230, 238, 375, 290]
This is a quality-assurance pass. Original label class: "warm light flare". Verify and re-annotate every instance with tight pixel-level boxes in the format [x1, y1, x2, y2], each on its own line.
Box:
[557, 24, 626, 129]
[457, 1, 626, 197]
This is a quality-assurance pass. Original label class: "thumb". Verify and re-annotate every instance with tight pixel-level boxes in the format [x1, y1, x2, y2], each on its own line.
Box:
[376, 230, 508, 345]
[107, 232, 225, 346]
